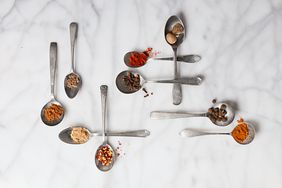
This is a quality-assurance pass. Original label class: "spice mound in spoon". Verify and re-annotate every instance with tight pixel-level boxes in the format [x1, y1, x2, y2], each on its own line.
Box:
[43, 103, 64, 123]
[65, 73, 80, 89]
[207, 104, 228, 124]
[122, 71, 141, 92]
[166, 22, 184, 45]
[231, 118, 250, 144]
[70, 127, 90, 144]
[96, 145, 114, 166]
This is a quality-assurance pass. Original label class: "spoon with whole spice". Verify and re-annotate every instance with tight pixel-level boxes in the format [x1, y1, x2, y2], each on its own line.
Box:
[165, 15, 185, 105]
[41, 42, 65, 126]
[150, 102, 235, 126]
[179, 118, 255, 145]
[64, 22, 82, 98]
[95, 85, 115, 171]
[59, 126, 150, 144]
[116, 70, 202, 94]
[124, 50, 201, 68]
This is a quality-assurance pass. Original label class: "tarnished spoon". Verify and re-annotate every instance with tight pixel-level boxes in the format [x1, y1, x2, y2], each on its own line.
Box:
[64, 22, 82, 98]
[41, 42, 65, 126]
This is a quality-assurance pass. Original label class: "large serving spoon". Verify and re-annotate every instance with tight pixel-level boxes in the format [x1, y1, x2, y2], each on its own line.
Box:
[165, 15, 185, 105]
[179, 122, 255, 145]
[124, 51, 201, 68]
[59, 126, 150, 144]
[116, 70, 202, 94]
[64, 22, 82, 98]
[41, 42, 65, 126]
[151, 102, 235, 126]
[95, 85, 115, 171]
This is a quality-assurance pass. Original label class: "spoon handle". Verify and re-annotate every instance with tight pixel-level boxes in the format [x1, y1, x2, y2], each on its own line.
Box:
[154, 55, 201, 63]
[150, 111, 207, 119]
[147, 76, 202, 85]
[49, 42, 57, 98]
[94, 130, 150, 137]
[172, 48, 182, 105]
[180, 129, 230, 137]
[100, 85, 108, 142]
[70, 22, 78, 71]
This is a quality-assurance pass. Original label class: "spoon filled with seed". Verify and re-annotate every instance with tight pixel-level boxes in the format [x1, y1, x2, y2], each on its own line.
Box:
[64, 22, 82, 98]
[180, 118, 255, 145]
[116, 70, 202, 94]
[151, 101, 235, 127]
[41, 42, 65, 126]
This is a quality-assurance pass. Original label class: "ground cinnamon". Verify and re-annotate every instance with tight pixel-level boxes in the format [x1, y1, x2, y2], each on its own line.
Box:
[44, 103, 64, 122]
[231, 118, 249, 143]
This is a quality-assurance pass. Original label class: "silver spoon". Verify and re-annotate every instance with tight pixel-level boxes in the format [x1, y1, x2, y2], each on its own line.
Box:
[95, 85, 115, 171]
[116, 70, 202, 94]
[180, 122, 255, 145]
[165, 15, 185, 105]
[59, 126, 150, 144]
[124, 51, 201, 68]
[41, 42, 65, 126]
[64, 22, 82, 98]
[151, 102, 235, 126]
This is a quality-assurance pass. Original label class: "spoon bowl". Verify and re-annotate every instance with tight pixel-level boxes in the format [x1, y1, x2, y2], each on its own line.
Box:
[165, 15, 185, 48]
[232, 122, 255, 145]
[41, 99, 64, 126]
[95, 142, 115, 172]
[64, 72, 82, 98]
[115, 71, 144, 94]
[209, 102, 235, 126]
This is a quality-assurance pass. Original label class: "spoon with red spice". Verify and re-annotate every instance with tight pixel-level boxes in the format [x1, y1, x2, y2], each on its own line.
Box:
[179, 119, 255, 145]
[115, 70, 202, 94]
[41, 42, 65, 126]
[95, 85, 115, 171]
[124, 50, 201, 68]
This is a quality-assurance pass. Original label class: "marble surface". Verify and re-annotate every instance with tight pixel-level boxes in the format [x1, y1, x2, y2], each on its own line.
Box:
[0, 0, 282, 187]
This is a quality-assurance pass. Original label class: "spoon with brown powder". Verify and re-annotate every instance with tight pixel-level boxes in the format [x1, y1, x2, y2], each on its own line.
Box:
[41, 42, 65, 126]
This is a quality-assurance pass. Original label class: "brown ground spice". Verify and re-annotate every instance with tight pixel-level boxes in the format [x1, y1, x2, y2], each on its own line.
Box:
[44, 103, 64, 122]
[232, 118, 249, 143]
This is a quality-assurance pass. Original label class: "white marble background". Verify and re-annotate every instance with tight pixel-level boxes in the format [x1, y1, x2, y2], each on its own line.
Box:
[0, 0, 282, 187]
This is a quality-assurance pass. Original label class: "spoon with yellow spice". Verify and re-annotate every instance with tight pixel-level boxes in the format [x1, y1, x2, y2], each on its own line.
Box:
[179, 118, 255, 145]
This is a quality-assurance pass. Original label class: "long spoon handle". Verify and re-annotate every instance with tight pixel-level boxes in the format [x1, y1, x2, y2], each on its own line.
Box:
[150, 111, 207, 119]
[172, 48, 182, 105]
[146, 76, 202, 85]
[49, 42, 57, 99]
[70, 22, 78, 71]
[180, 129, 230, 137]
[93, 130, 150, 137]
[100, 85, 108, 142]
[154, 55, 201, 63]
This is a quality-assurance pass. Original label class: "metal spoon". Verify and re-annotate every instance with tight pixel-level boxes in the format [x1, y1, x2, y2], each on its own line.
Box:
[165, 15, 185, 105]
[124, 51, 201, 68]
[64, 22, 82, 98]
[59, 126, 150, 144]
[95, 85, 115, 171]
[41, 42, 65, 126]
[150, 102, 235, 126]
[180, 122, 255, 145]
[116, 70, 202, 94]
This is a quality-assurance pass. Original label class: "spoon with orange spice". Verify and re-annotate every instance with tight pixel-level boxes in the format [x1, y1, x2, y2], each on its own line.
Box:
[179, 118, 255, 145]
[124, 49, 201, 68]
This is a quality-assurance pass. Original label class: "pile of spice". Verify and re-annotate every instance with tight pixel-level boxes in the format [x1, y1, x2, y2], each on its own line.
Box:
[207, 104, 228, 123]
[43, 103, 64, 122]
[66, 73, 80, 89]
[166, 23, 184, 45]
[122, 72, 141, 91]
[70, 127, 90, 144]
[96, 145, 114, 166]
[232, 118, 250, 143]
[129, 48, 153, 67]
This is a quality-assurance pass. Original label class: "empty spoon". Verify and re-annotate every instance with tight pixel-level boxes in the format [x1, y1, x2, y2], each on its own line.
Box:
[59, 126, 150, 144]
[151, 102, 235, 126]
[124, 51, 201, 68]
[95, 85, 115, 171]
[64, 22, 82, 98]
[41, 42, 65, 126]
[165, 15, 185, 105]
[116, 70, 202, 94]
[180, 122, 255, 145]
